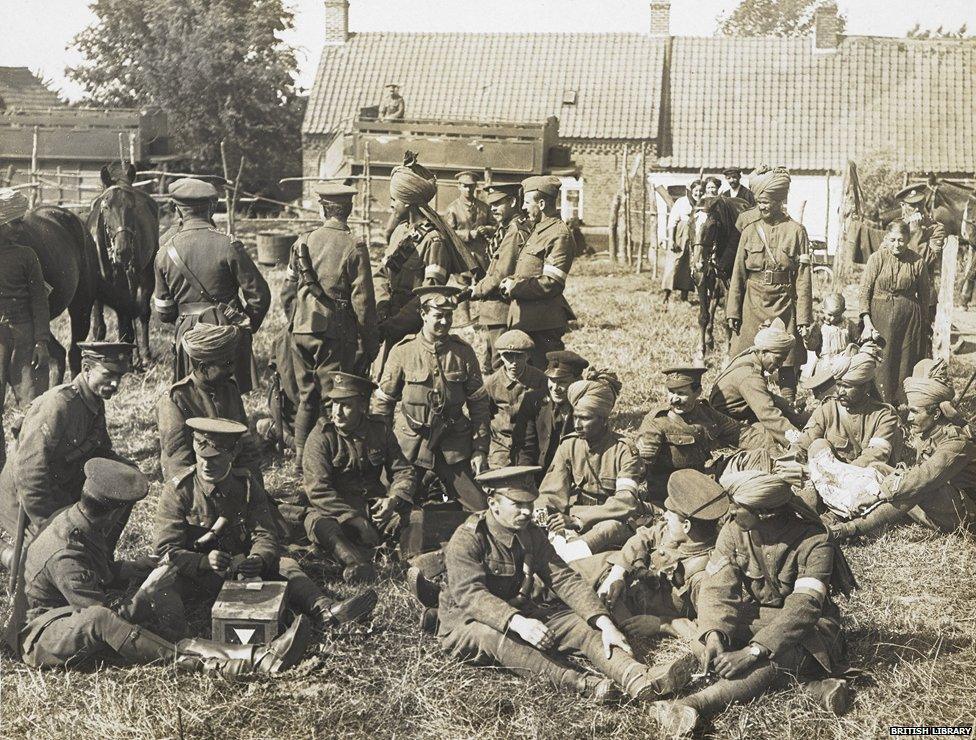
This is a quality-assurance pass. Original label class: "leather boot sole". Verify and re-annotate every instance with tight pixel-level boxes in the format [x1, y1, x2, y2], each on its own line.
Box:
[322, 589, 378, 627]
[651, 701, 700, 739]
[635, 651, 699, 701]
[406, 566, 441, 608]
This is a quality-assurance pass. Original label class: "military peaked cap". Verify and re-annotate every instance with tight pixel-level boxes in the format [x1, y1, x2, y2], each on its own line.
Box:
[327, 371, 377, 400]
[484, 182, 521, 205]
[663, 366, 707, 390]
[169, 178, 219, 203]
[665, 470, 728, 521]
[544, 350, 589, 380]
[187, 417, 247, 458]
[414, 284, 463, 310]
[314, 182, 357, 202]
[83, 458, 149, 504]
[77, 342, 134, 373]
[495, 330, 535, 353]
[456, 171, 480, 185]
[521, 175, 562, 198]
[895, 183, 927, 206]
[476, 466, 542, 503]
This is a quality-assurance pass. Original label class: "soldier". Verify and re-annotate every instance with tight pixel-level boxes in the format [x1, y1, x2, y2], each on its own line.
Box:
[537, 349, 589, 474]
[709, 320, 805, 452]
[379, 82, 405, 121]
[469, 182, 531, 371]
[897, 183, 946, 338]
[157, 323, 262, 482]
[483, 330, 548, 469]
[0, 342, 134, 547]
[0, 188, 50, 471]
[829, 360, 976, 542]
[153, 418, 377, 633]
[537, 373, 645, 553]
[636, 366, 740, 504]
[582, 470, 729, 637]
[283, 182, 379, 462]
[372, 285, 489, 513]
[152, 178, 271, 393]
[276, 372, 416, 583]
[435, 465, 698, 702]
[16, 457, 313, 676]
[725, 166, 813, 405]
[651, 471, 852, 736]
[443, 171, 493, 270]
[500, 175, 576, 369]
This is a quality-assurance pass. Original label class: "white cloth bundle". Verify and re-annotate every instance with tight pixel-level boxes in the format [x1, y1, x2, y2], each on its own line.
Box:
[807, 439, 883, 519]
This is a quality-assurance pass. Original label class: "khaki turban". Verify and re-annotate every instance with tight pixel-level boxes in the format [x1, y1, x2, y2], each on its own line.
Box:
[754, 318, 794, 354]
[389, 152, 437, 205]
[567, 371, 620, 417]
[724, 470, 794, 510]
[0, 187, 29, 226]
[182, 323, 240, 363]
[750, 165, 791, 202]
[839, 346, 879, 386]
[904, 358, 954, 407]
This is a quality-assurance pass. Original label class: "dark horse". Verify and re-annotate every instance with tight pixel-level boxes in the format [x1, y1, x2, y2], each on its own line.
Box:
[86, 164, 160, 369]
[691, 195, 751, 359]
[4, 207, 99, 377]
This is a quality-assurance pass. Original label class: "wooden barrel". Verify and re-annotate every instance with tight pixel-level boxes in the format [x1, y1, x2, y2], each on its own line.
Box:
[256, 232, 295, 266]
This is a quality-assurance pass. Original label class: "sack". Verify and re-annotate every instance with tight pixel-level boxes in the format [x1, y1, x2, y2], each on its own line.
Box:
[808, 442, 883, 519]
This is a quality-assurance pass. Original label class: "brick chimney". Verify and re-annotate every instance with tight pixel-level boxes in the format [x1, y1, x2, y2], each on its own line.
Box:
[649, 1, 671, 37]
[325, 0, 350, 45]
[813, 3, 841, 51]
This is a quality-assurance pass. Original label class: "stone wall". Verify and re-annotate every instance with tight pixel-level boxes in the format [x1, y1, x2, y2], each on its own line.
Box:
[566, 139, 656, 228]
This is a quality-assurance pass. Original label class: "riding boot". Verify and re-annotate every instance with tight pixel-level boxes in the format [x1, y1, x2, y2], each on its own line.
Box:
[278, 555, 378, 626]
[829, 502, 908, 542]
[176, 614, 313, 677]
[309, 518, 377, 583]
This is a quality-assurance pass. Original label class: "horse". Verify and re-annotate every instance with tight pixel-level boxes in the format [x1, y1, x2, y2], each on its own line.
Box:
[86, 164, 160, 369]
[691, 195, 750, 359]
[5, 206, 99, 378]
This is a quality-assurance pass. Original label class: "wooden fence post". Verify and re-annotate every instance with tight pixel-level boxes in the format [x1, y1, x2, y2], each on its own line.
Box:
[637, 141, 647, 274]
[933, 235, 959, 361]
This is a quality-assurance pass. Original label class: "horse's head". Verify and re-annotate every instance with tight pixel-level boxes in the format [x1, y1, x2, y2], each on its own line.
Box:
[96, 163, 139, 276]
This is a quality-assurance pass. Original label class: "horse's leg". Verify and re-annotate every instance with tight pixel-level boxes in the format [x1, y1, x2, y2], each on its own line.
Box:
[46, 336, 67, 386]
[136, 265, 154, 366]
[68, 297, 93, 377]
[91, 297, 107, 341]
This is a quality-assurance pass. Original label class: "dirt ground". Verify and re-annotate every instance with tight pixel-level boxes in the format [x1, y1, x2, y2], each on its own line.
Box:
[1, 257, 974, 739]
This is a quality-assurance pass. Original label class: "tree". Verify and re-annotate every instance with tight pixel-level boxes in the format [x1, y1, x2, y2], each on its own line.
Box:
[853, 148, 904, 223]
[718, 0, 847, 37]
[907, 23, 972, 39]
[68, 0, 304, 198]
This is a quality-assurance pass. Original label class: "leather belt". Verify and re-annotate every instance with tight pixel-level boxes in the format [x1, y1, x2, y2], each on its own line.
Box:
[749, 270, 792, 286]
[178, 301, 217, 316]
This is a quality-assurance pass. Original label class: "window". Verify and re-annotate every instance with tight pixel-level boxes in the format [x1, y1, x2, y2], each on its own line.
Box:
[560, 177, 583, 221]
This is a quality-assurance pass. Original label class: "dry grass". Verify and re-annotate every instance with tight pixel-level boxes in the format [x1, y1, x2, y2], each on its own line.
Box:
[2, 257, 975, 739]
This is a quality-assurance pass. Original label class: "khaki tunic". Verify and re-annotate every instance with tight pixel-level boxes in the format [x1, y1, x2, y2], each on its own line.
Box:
[443, 196, 493, 270]
[508, 216, 576, 333]
[471, 214, 531, 327]
[375, 220, 452, 318]
[726, 213, 813, 368]
[484, 364, 547, 469]
[795, 398, 901, 467]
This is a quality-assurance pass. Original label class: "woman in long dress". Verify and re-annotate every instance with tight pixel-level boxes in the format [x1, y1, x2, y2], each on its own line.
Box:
[860, 220, 930, 404]
[662, 180, 702, 304]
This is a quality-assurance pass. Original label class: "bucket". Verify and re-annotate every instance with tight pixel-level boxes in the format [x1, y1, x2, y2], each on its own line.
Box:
[256, 232, 296, 266]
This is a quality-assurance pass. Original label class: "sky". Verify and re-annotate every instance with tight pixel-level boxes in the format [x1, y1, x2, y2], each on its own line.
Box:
[3, 0, 975, 101]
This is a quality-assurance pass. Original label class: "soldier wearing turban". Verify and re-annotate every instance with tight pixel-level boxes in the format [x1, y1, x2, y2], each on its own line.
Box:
[537, 370, 645, 554]
[709, 318, 806, 452]
[726, 165, 813, 407]
[651, 470, 853, 734]
[830, 359, 976, 542]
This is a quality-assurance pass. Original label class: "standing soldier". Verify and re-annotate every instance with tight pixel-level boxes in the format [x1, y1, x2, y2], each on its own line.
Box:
[896, 183, 946, 347]
[372, 285, 490, 514]
[725, 166, 813, 405]
[0, 188, 50, 470]
[0, 342, 134, 545]
[636, 366, 740, 504]
[469, 182, 531, 371]
[500, 176, 576, 369]
[537, 350, 589, 474]
[153, 178, 271, 394]
[282, 182, 379, 463]
[443, 171, 493, 270]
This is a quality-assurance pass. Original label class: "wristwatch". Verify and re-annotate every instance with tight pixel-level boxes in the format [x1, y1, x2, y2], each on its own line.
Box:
[747, 643, 766, 658]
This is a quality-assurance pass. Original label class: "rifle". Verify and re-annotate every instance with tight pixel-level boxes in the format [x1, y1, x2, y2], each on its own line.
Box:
[3, 504, 29, 654]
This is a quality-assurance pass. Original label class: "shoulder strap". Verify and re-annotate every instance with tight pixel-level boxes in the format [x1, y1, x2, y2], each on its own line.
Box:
[295, 238, 340, 311]
[166, 243, 217, 304]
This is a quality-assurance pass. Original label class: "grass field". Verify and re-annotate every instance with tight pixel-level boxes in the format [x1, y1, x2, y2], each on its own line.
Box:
[1, 256, 975, 739]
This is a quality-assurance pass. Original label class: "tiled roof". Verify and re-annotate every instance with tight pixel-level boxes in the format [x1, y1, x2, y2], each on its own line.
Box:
[303, 33, 667, 140]
[664, 36, 976, 173]
[0, 67, 63, 110]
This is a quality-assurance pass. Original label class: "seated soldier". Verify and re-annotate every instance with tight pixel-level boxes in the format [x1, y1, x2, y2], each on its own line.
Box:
[636, 366, 739, 504]
[276, 372, 416, 583]
[17, 458, 312, 677]
[435, 465, 698, 702]
[537, 372, 645, 553]
[157, 324, 262, 482]
[651, 471, 852, 736]
[537, 350, 589, 474]
[484, 329, 548, 469]
[577, 471, 729, 640]
[709, 319, 805, 451]
[153, 418, 377, 634]
[794, 340, 899, 472]
[829, 360, 976, 542]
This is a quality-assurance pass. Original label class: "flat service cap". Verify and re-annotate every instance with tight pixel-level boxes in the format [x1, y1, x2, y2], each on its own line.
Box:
[327, 371, 377, 400]
[83, 458, 149, 504]
[314, 182, 357, 202]
[77, 341, 134, 373]
[169, 178, 219, 203]
[665, 470, 728, 521]
[895, 183, 927, 206]
[521, 175, 562, 198]
[544, 350, 589, 380]
[484, 182, 521, 205]
[456, 171, 480, 186]
[663, 366, 707, 391]
[495, 329, 535, 353]
[476, 465, 542, 503]
[187, 417, 248, 457]
[414, 284, 463, 310]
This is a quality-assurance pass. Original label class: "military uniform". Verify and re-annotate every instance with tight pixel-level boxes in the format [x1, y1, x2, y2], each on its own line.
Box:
[795, 398, 901, 468]
[535, 350, 588, 474]
[508, 177, 576, 368]
[443, 188, 493, 269]
[375, 219, 452, 317]
[636, 403, 740, 502]
[0, 239, 49, 405]
[152, 180, 270, 393]
[537, 429, 645, 552]
[708, 352, 801, 451]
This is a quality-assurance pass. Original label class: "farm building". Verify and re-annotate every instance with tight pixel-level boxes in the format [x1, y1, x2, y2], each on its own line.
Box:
[303, 2, 976, 251]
